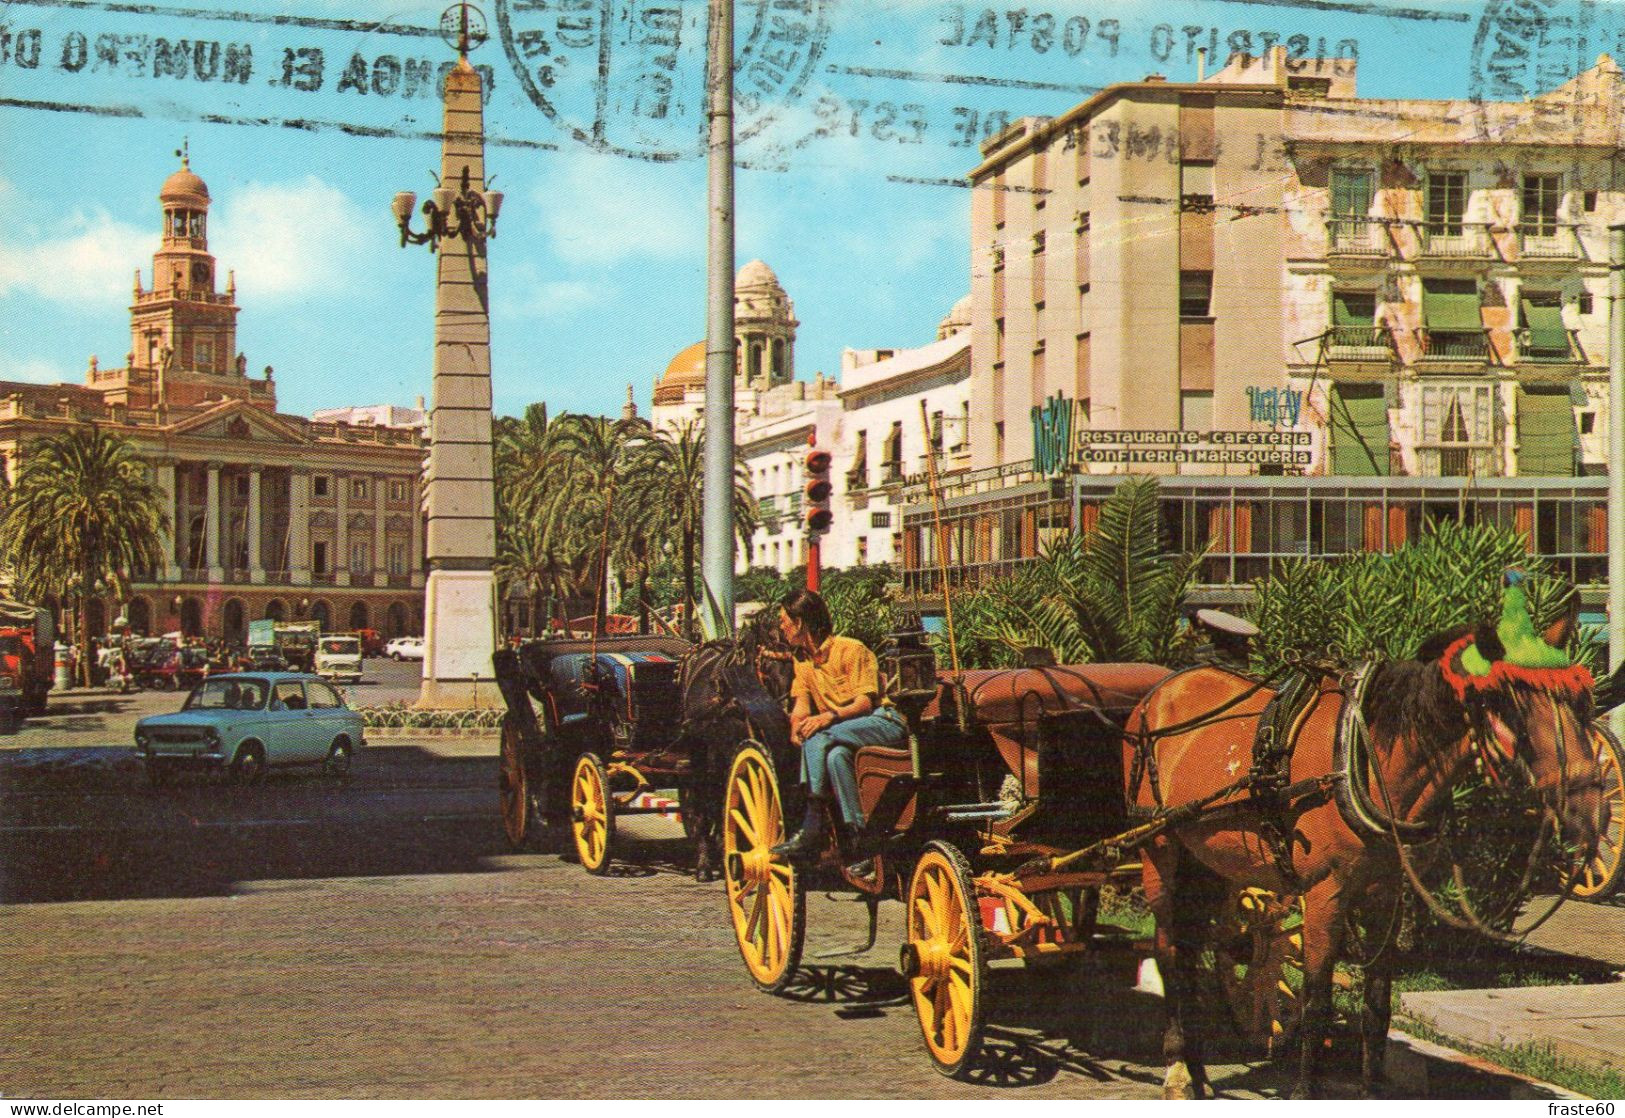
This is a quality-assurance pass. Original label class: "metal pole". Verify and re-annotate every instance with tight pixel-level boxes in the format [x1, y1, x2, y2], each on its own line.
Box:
[1610, 224, 1625, 676]
[701, 0, 736, 639]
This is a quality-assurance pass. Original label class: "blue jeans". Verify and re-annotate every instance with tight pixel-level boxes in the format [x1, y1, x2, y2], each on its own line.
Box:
[800, 706, 908, 827]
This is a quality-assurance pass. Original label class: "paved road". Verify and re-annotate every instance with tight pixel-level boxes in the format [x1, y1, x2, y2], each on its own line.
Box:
[0, 729, 1321, 1100]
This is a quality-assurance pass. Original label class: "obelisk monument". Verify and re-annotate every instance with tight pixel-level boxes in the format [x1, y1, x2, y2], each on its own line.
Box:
[418, 4, 499, 708]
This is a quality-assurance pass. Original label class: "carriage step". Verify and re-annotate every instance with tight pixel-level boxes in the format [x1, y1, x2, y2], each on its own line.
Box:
[944, 809, 1016, 823]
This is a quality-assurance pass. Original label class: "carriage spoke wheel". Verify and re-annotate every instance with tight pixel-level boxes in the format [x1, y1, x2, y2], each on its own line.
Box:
[498, 715, 536, 851]
[1571, 725, 1625, 900]
[571, 752, 615, 875]
[904, 841, 988, 1078]
[722, 741, 805, 994]
[1212, 887, 1304, 1056]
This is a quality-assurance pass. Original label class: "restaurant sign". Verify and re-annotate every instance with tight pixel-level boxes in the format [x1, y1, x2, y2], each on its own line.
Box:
[1075, 429, 1311, 467]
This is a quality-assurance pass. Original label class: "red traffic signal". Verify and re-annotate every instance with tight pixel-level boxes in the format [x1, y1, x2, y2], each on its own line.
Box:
[804, 444, 833, 535]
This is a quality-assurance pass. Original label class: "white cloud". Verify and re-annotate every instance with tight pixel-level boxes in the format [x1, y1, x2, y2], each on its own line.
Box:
[0, 209, 153, 307]
[531, 151, 705, 267]
[0, 355, 79, 385]
[210, 177, 385, 302]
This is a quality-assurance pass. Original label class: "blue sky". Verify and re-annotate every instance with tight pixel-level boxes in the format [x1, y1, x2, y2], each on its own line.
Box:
[0, 0, 1572, 420]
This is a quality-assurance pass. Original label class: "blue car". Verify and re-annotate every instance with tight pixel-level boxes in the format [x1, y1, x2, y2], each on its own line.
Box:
[135, 672, 365, 785]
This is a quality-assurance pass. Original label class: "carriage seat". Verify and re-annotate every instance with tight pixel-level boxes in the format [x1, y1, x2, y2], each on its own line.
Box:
[855, 741, 918, 830]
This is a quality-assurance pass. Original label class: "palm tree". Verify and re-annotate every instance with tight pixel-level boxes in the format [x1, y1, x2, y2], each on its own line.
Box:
[0, 424, 169, 685]
[640, 419, 757, 636]
[960, 476, 1203, 667]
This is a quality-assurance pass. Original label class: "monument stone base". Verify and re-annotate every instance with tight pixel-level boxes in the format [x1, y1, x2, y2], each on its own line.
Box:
[415, 567, 502, 710]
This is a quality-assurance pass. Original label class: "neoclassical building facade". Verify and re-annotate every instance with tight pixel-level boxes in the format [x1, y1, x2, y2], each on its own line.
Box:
[0, 158, 427, 643]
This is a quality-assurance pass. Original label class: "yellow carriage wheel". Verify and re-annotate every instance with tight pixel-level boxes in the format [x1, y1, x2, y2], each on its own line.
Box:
[1212, 886, 1303, 1056]
[498, 714, 537, 851]
[570, 752, 615, 875]
[904, 841, 988, 1078]
[722, 741, 805, 993]
[1571, 725, 1625, 900]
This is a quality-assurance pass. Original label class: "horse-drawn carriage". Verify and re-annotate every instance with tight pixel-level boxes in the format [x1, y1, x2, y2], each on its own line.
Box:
[495, 581, 1620, 1097]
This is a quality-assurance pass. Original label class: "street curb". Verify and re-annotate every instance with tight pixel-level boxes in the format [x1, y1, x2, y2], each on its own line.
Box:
[361, 729, 500, 742]
[1385, 1025, 1587, 1099]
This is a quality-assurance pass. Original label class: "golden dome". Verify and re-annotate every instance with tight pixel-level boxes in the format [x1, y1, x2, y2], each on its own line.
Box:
[160, 159, 210, 208]
[654, 340, 706, 404]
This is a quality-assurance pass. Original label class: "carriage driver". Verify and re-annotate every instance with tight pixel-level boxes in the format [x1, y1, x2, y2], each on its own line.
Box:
[770, 588, 909, 863]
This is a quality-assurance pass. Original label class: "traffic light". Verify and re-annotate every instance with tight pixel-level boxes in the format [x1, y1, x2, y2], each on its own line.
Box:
[804, 445, 833, 533]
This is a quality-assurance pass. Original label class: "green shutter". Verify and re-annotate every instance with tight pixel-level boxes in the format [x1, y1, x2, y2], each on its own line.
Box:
[1333, 291, 1362, 326]
[1423, 286, 1482, 330]
[1330, 383, 1390, 476]
[1521, 299, 1568, 354]
[1331, 170, 1371, 217]
[1516, 385, 1577, 476]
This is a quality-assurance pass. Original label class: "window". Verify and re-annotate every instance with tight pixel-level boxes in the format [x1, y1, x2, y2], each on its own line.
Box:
[1425, 171, 1467, 237]
[312, 541, 328, 574]
[994, 421, 1005, 461]
[931, 410, 944, 453]
[350, 541, 370, 574]
[1331, 289, 1379, 347]
[1521, 174, 1562, 236]
[305, 681, 343, 709]
[882, 422, 903, 482]
[1519, 291, 1570, 361]
[954, 402, 970, 450]
[1585, 190, 1599, 212]
[272, 681, 306, 710]
[313, 475, 330, 499]
[1582, 411, 1598, 435]
[1420, 278, 1485, 359]
[1075, 211, 1090, 233]
[1179, 271, 1213, 319]
[389, 479, 408, 502]
[1032, 230, 1046, 255]
[388, 542, 407, 575]
[1419, 383, 1494, 477]
[193, 340, 212, 370]
[856, 536, 869, 564]
[994, 317, 1005, 360]
[870, 511, 892, 529]
[992, 245, 1005, 272]
[1180, 161, 1215, 214]
[1329, 168, 1374, 248]
[1579, 292, 1595, 315]
[351, 478, 369, 501]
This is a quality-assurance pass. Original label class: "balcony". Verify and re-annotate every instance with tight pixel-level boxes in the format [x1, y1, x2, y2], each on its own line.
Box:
[1419, 224, 1490, 259]
[1416, 446, 1497, 477]
[1326, 217, 1387, 257]
[1514, 327, 1585, 365]
[1517, 223, 1577, 260]
[1418, 328, 1493, 363]
[1326, 324, 1396, 361]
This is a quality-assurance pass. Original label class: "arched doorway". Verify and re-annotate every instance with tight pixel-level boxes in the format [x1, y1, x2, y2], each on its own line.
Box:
[223, 599, 246, 646]
[311, 600, 331, 631]
[386, 601, 408, 638]
[179, 598, 203, 638]
[264, 599, 286, 622]
[127, 597, 151, 636]
[348, 601, 369, 632]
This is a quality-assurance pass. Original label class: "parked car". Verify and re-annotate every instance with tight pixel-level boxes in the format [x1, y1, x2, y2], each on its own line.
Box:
[315, 635, 363, 683]
[351, 628, 386, 658]
[134, 672, 364, 785]
[133, 645, 210, 691]
[385, 636, 424, 661]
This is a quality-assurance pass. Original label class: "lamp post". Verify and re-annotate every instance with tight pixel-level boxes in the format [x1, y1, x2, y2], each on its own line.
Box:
[392, 2, 502, 709]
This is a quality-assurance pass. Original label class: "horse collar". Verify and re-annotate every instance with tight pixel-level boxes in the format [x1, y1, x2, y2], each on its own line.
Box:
[1333, 662, 1435, 844]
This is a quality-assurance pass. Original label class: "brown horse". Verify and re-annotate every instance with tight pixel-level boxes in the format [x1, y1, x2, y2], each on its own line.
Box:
[1124, 613, 1608, 1099]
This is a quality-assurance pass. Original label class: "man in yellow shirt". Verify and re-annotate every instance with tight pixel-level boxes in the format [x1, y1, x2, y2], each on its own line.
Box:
[769, 588, 908, 861]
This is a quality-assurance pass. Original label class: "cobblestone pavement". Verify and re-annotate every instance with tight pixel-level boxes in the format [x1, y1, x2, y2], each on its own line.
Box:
[0, 735, 1312, 1100]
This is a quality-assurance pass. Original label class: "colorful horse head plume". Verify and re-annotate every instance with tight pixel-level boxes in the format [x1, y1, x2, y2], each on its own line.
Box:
[1441, 569, 1592, 701]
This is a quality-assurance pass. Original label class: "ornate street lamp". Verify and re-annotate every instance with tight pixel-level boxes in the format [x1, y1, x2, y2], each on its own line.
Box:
[392, 165, 503, 251]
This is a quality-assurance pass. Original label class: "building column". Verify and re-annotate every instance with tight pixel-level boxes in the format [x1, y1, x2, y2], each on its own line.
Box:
[290, 469, 312, 585]
[373, 475, 387, 588]
[410, 492, 425, 590]
[335, 474, 351, 586]
[247, 467, 265, 584]
[204, 462, 224, 582]
[154, 459, 180, 581]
